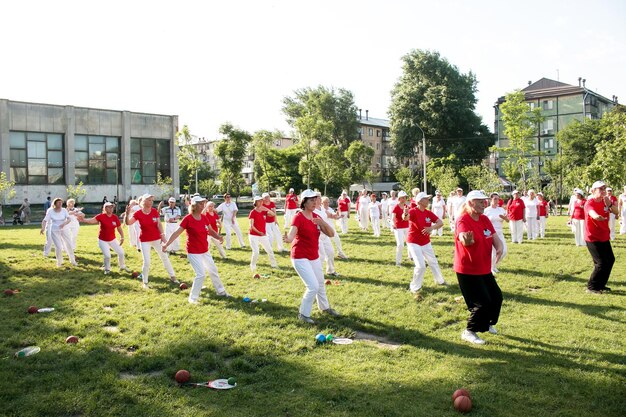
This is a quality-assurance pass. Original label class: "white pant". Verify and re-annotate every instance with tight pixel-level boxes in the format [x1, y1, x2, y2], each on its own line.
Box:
[620, 209, 626, 234]
[208, 236, 227, 259]
[339, 212, 349, 234]
[370, 216, 380, 237]
[43, 225, 54, 256]
[407, 243, 445, 291]
[128, 222, 141, 249]
[98, 239, 126, 270]
[572, 218, 586, 246]
[330, 231, 346, 258]
[538, 216, 547, 238]
[509, 220, 524, 243]
[249, 234, 277, 271]
[358, 207, 369, 229]
[431, 209, 444, 236]
[292, 257, 330, 317]
[187, 252, 226, 301]
[526, 216, 538, 240]
[49, 227, 76, 267]
[318, 235, 335, 274]
[164, 221, 180, 252]
[223, 219, 245, 249]
[491, 230, 507, 272]
[381, 209, 389, 229]
[608, 213, 616, 240]
[449, 216, 456, 232]
[266, 222, 284, 251]
[68, 219, 80, 250]
[284, 208, 297, 230]
[393, 228, 409, 265]
[140, 240, 176, 284]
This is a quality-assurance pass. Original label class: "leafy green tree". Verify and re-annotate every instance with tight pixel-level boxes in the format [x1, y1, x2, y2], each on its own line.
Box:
[294, 113, 333, 189]
[389, 49, 494, 166]
[0, 171, 16, 204]
[252, 129, 283, 191]
[198, 178, 220, 198]
[314, 145, 346, 195]
[65, 181, 86, 203]
[395, 166, 420, 193]
[282, 86, 359, 151]
[426, 158, 459, 196]
[265, 147, 304, 193]
[215, 123, 251, 195]
[177, 125, 214, 194]
[344, 141, 375, 186]
[155, 173, 175, 200]
[460, 164, 503, 192]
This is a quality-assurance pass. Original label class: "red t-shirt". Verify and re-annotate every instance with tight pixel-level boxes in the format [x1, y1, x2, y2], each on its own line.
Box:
[291, 211, 320, 260]
[286, 193, 298, 210]
[609, 195, 618, 206]
[537, 200, 548, 216]
[204, 211, 219, 232]
[133, 208, 161, 242]
[584, 198, 610, 242]
[338, 197, 350, 212]
[263, 201, 276, 223]
[498, 199, 504, 207]
[96, 213, 120, 242]
[407, 208, 439, 246]
[571, 199, 586, 220]
[248, 209, 267, 236]
[507, 198, 525, 221]
[410, 200, 418, 209]
[392, 204, 409, 229]
[180, 214, 210, 254]
[454, 213, 496, 275]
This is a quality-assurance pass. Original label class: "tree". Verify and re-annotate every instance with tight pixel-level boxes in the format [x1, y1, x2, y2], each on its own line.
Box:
[426, 157, 459, 196]
[395, 166, 420, 193]
[265, 147, 304, 193]
[496, 90, 543, 189]
[294, 113, 333, 189]
[282, 86, 359, 151]
[215, 123, 251, 195]
[314, 145, 346, 195]
[0, 172, 16, 204]
[155, 173, 175, 200]
[177, 125, 213, 194]
[198, 178, 220, 198]
[460, 164, 503, 192]
[252, 129, 284, 192]
[344, 141, 375, 186]
[65, 181, 86, 203]
[389, 49, 494, 167]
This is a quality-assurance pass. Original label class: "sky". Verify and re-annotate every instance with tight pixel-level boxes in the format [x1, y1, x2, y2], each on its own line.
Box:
[2, 0, 625, 140]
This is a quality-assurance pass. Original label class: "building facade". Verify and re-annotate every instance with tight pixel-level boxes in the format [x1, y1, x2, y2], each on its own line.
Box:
[357, 113, 394, 182]
[493, 78, 618, 177]
[0, 99, 179, 204]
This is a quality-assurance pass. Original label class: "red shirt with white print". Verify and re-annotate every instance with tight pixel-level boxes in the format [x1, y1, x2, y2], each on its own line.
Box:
[507, 198, 525, 221]
[95, 213, 120, 242]
[338, 197, 350, 212]
[291, 211, 321, 260]
[204, 211, 220, 233]
[133, 208, 161, 242]
[454, 212, 496, 275]
[392, 204, 409, 229]
[263, 201, 276, 223]
[248, 208, 267, 236]
[180, 214, 210, 254]
[407, 208, 439, 246]
[584, 198, 610, 242]
[286, 193, 298, 210]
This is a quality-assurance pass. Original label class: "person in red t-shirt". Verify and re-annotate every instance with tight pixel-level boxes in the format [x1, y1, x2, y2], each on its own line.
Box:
[536, 192, 549, 238]
[283, 188, 299, 231]
[163, 196, 229, 303]
[454, 190, 504, 345]
[337, 191, 351, 234]
[263, 193, 284, 253]
[203, 201, 226, 259]
[249, 196, 278, 272]
[79, 202, 127, 274]
[606, 187, 618, 240]
[506, 190, 525, 243]
[570, 189, 586, 246]
[391, 191, 411, 266]
[284, 189, 339, 324]
[584, 181, 619, 294]
[405, 192, 446, 299]
[125, 193, 177, 289]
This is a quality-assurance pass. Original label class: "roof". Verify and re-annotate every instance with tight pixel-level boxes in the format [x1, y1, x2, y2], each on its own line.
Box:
[496, 77, 615, 105]
[357, 116, 390, 128]
[522, 78, 570, 91]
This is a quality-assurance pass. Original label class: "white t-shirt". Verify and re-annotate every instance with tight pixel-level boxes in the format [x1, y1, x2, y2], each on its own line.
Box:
[44, 208, 70, 231]
[369, 201, 381, 218]
[358, 196, 370, 212]
[387, 198, 398, 217]
[323, 206, 337, 230]
[523, 197, 538, 218]
[451, 196, 466, 218]
[216, 202, 238, 221]
[431, 197, 446, 214]
[484, 206, 506, 233]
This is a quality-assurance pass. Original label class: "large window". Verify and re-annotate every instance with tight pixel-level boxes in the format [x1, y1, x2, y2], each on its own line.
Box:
[131, 138, 171, 184]
[74, 135, 120, 184]
[9, 131, 64, 185]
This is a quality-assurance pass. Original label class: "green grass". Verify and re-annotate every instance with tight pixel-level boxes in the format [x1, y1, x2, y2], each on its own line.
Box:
[0, 216, 624, 417]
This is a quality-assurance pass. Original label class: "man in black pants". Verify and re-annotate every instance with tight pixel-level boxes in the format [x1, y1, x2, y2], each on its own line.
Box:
[584, 181, 619, 294]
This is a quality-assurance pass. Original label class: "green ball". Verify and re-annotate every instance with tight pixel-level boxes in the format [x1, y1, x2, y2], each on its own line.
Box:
[326, 334, 334, 342]
[227, 377, 237, 386]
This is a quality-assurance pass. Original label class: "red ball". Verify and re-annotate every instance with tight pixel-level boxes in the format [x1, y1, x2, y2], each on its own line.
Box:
[452, 388, 471, 401]
[324, 279, 331, 285]
[179, 282, 188, 290]
[27, 306, 39, 314]
[175, 369, 190, 383]
[454, 395, 472, 413]
[132, 271, 139, 278]
[4, 289, 15, 296]
[66, 335, 79, 344]
[253, 273, 261, 279]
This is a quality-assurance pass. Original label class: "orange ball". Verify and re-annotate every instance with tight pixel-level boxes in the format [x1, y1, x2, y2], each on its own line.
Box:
[454, 395, 472, 413]
[452, 388, 471, 401]
[66, 335, 79, 344]
[175, 369, 190, 383]
[179, 282, 188, 290]
[27, 306, 39, 314]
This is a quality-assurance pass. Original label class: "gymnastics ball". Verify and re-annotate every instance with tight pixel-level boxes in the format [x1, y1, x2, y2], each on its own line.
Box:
[175, 369, 190, 384]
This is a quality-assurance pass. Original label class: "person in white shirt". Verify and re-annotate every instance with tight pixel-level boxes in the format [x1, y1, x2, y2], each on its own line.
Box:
[357, 190, 370, 231]
[314, 194, 338, 276]
[321, 197, 347, 259]
[161, 197, 182, 254]
[484, 193, 508, 274]
[40, 198, 78, 267]
[216, 194, 246, 249]
[387, 191, 399, 229]
[263, 192, 284, 253]
[65, 199, 81, 251]
[430, 190, 446, 236]
[127, 198, 142, 252]
[448, 188, 466, 232]
[380, 193, 389, 229]
[369, 193, 382, 237]
[522, 189, 539, 240]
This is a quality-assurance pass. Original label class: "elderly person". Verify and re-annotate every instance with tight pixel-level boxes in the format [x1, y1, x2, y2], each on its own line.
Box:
[484, 193, 508, 274]
[337, 191, 351, 234]
[522, 189, 540, 240]
[448, 188, 466, 232]
[387, 190, 398, 229]
[19, 198, 31, 224]
[249, 196, 278, 271]
[357, 190, 370, 231]
[369, 193, 382, 237]
[216, 193, 246, 249]
[126, 197, 142, 252]
[40, 198, 78, 267]
[454, 191, 504, 345]
[163, 196, 229, 303]
[203, 201, 227, 259]
[430, 190, 447, 236]
[391, 191, 411, 266]
[284, 189, 340, 324]
[161, 197, 182, 254]
[584, 181, 619, 294]
[506, 190, 525, 243]
[65, 198, 82, 250]
[570, 188, 586, 246]
[314, 194, 339, 276]
[380, 192, 389, 229]
[537, 192, 549, 238]
[79, 202, 127, 274]
[263, 192, 284, 253]
[321, 196, 348, 259]
[404, 192, 446, 300]
[606, 187, 618, 240]
[284, 187, 298, 231]
[125, 193, 177, 289]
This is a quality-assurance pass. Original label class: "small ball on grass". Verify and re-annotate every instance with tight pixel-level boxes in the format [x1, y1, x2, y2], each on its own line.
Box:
[452, 388, 471, 401]
[132, 271, 139, 278]
[324, 279, 331, 285]
[179, 282, 188, 290]
[454, 395, 472, 413]
[315, 333, 326, 344]
[326, 334, 334, 342]
[227, 377, 237, 386]
[4, 289, 15, 296]
[175, 369, 190, 384]
[65, 335, 79, 344]
[253, 273, 261, 279]
[27, 306, 39, 314]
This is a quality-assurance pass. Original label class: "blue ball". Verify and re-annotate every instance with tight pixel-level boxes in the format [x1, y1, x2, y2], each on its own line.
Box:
[315, 333, 326, 344]
[243, 297, 251, 302]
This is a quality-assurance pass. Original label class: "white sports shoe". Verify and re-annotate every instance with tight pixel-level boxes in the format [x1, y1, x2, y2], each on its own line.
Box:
[488, 325, 498, 335]
[461, 329, 485, 345]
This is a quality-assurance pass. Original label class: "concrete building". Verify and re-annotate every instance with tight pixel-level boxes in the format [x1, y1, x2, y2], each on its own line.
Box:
[357, 111, 394, 182]
[0, 99, 179, 204]
[493, 77, 618, 177]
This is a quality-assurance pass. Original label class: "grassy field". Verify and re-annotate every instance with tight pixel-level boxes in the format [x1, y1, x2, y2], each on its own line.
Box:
[0, 216, 624, 417]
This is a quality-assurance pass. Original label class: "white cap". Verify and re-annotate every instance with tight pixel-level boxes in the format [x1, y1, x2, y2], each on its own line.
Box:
[398, 191, 408, 198]
[301, 189, 318, 199]
[512, 190, 519, 194]
[415, 192, 432, 201]
[253, 195, 263, 202]
[191, 196, 207, 204]
[261, 192, 270, 198]
[435, 190, 441, 195]
[141, 193, 154, 200]
[606, 187, 612, 191]
[466, 190, 489, 200]
[289, 188, 294, 192]
[574, 188, 584, 195]
[168, 197, 176, 203]
[103, 202, 115, 207]
[591, 180, 606, 189]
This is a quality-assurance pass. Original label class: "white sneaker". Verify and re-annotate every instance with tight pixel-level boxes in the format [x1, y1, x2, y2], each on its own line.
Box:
[142, 283, 149, 289]
[488, 325, 498, 335]
[188, 299, 200, 305]
[461, 329, 485, 345]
